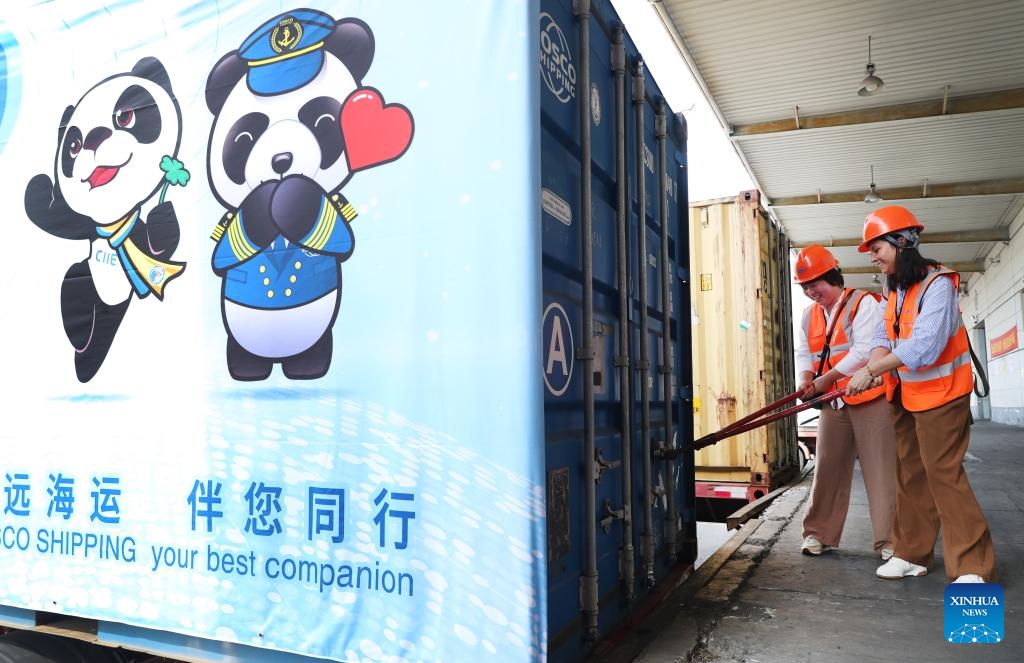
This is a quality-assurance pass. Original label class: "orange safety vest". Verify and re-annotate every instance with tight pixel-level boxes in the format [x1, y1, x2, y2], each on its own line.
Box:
[803, 288, 887, 405]
[882, 267, 973, 412]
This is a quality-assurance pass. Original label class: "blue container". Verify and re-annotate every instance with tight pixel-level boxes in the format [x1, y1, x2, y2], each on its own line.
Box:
[0, 1, 689, 661]
[539, 0, 695, 658]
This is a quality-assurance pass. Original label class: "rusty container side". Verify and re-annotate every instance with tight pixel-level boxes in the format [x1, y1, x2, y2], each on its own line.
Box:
[689, 191, 798, 505]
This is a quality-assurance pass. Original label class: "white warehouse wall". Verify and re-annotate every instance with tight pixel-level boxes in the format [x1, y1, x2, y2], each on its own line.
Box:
[960, 203, 1024, 425]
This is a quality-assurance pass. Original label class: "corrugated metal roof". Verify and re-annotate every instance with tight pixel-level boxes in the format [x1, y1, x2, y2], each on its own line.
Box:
[656, 0, 1024, 290]
[739, 110, 1024, 198]
[665, 0, 1024, 124]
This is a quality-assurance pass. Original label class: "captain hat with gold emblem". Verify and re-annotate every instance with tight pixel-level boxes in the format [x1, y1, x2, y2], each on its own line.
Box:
[238, 9, 336, 96]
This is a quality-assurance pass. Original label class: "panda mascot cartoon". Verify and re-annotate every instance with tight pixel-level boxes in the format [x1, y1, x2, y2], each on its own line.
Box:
[205, 9, 413, 381]
[24, 57, 188, 383]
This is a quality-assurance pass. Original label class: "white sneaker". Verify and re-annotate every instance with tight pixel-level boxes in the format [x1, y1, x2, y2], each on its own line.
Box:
[801, 536, 832, 556]
[952, 574, 984, 583]
[880, 547, 894, 561]
[876, 556, 927, 579]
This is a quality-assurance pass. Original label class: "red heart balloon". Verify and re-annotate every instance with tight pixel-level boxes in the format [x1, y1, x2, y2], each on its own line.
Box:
[341, 87, 414, 173]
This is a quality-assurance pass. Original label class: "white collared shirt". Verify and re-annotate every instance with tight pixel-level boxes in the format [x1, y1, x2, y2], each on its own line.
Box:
[796, 292, 880, 377]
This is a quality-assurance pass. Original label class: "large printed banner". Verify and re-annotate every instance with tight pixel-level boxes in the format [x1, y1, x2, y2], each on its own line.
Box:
[0, 1, 544, 661]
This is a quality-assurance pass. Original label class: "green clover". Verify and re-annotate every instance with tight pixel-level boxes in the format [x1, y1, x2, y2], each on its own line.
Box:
[158, 155, 190, 203]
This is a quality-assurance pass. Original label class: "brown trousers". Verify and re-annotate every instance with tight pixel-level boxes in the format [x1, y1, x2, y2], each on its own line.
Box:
[889, 389, 997, 582]
[802, 395, 897, 552]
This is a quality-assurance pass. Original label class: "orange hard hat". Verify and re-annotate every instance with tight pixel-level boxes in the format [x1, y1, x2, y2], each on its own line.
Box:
[793, 244, 840, 284]
[859, 206, 925, 252]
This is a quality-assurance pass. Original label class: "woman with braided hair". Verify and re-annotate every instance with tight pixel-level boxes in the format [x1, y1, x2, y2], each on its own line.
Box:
[847, 205, 996, 584]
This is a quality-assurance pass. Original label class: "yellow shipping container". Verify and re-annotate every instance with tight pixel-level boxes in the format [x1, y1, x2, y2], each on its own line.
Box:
[689, 191, 800, 519]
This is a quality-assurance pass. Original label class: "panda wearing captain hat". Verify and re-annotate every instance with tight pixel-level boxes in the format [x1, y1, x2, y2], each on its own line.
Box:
[206, 8, 413, 381]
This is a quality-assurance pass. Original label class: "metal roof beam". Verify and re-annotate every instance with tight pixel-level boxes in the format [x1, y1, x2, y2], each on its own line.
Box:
[731, 88, 1024, 138]
[772, 178, 1024, 206]
[794, 228, 1009, 249]
[841, 260, 985, 274]
[648, 2, 771, 201]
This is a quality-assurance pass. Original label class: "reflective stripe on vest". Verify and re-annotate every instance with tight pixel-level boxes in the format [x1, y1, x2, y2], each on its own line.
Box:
[891, 345, 970, 382]
[883, 267, 974, 412]
[804, 288, 886, 405]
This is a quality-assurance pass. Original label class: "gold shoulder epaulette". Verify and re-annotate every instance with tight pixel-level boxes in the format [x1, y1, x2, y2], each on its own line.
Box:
[339, 201, 357, 222]
[210, 211, 235, 241]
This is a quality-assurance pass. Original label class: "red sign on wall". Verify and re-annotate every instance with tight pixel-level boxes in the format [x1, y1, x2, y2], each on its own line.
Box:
[990, 326, 1019, 359]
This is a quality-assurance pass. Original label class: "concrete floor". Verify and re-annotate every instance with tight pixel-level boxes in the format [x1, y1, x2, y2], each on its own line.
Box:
[589, 420, 1022, 663]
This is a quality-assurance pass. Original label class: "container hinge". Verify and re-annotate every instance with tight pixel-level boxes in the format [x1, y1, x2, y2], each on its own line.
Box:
[674, 112, 688, 141]
[677, 266, 690, 281]
[579, 572, 598, 611]
[576, 346, 596, 361]
[636, 359, 650, 371]
[679, 386, 693, 400]
[663, 517, 679, 560]
[655, 108, 667, 138]
[651, 472, 666, 498]
[611, 29, 626, 72]
[600, 498, 625, 534]
[618, 545, 636, 598]
[658, 365, 672, 375]
[632, 61, 645, 102]
[613, 355, 630, 368]
[594, 448, 621, 483]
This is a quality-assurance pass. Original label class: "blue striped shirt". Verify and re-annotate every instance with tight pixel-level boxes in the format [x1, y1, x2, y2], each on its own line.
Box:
[872, 274, 959, 371]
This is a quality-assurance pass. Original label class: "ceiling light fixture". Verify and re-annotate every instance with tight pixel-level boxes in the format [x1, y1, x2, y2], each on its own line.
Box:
[857, 36, 884, 97]
[864, 165, 883, 203]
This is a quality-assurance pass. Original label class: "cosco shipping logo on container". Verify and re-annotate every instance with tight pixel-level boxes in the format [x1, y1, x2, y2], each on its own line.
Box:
[540, 12, 576, 103]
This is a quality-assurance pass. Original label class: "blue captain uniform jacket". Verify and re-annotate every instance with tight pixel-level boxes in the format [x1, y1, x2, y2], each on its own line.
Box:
[211, 192, 356, 308]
